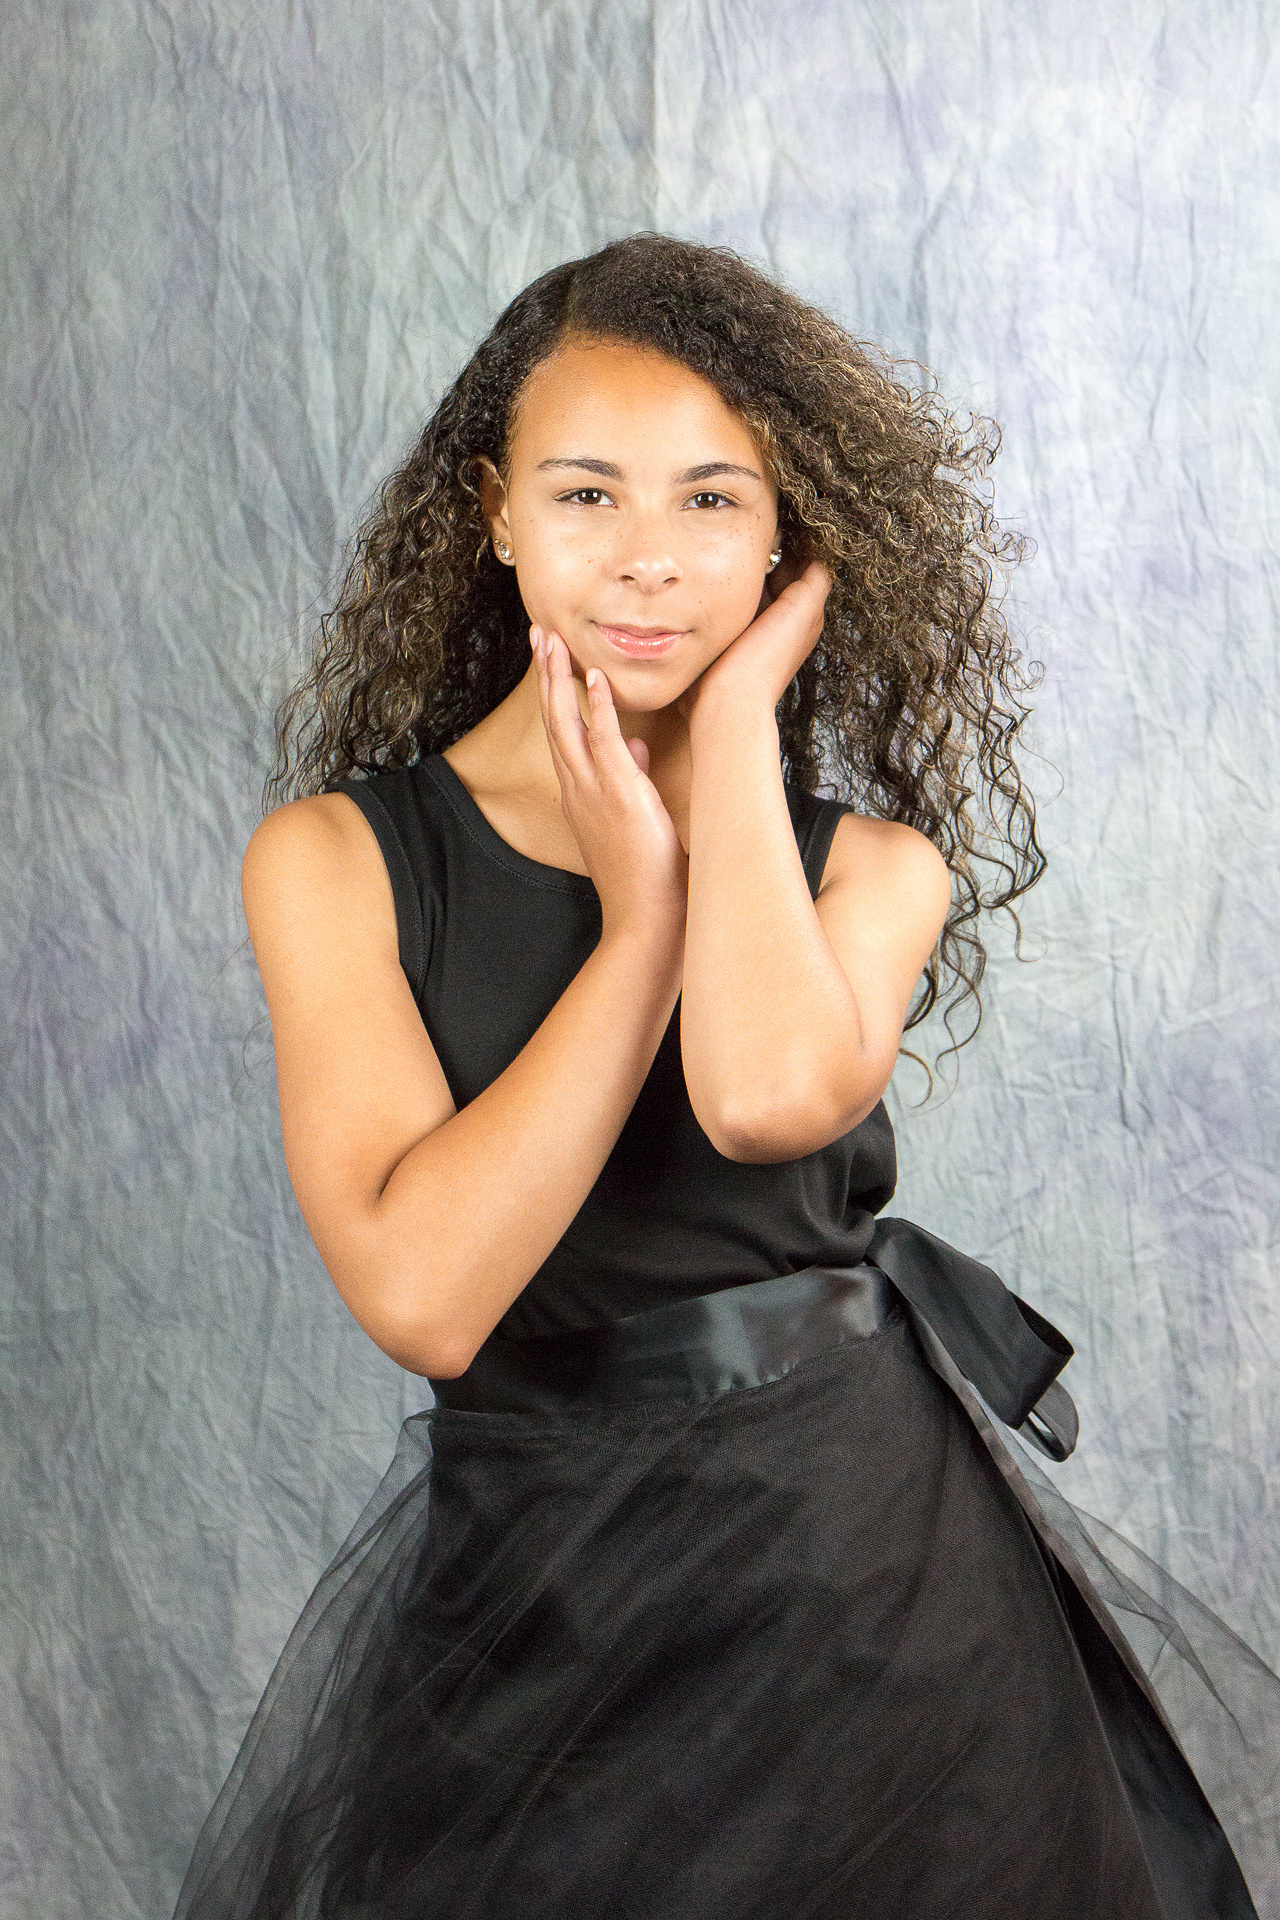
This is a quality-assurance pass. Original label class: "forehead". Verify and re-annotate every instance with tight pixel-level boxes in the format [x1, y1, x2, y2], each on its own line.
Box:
[509, 338, 764, 464]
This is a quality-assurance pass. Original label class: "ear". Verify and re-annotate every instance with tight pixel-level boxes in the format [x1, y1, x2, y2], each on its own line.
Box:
[755, 530, 798, 612]
[476, 457, 512, 553]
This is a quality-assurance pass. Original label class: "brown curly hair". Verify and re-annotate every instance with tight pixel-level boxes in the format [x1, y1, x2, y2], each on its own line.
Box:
[270, 232, 1045, 1071]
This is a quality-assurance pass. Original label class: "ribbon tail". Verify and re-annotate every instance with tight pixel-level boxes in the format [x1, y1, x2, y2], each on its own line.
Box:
[866, 1216, 1080, 1462]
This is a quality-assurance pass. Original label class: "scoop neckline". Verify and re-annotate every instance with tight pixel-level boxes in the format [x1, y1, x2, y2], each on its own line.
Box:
[426, 753, 600, 896]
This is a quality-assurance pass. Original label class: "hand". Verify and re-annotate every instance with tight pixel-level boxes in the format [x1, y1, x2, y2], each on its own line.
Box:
[532, 627, 689, 938]
[677, 560, 832, 723]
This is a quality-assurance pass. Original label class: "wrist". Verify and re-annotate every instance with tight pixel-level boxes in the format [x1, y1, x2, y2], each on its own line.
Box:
[686, 680, 780, 751]
[597, 911, 686, 1001]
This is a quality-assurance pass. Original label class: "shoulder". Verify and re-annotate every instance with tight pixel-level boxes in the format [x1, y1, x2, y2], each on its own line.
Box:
[243, 789, 380, 887]
[820, 810, 952, 927]
[242, 792, 396, 952]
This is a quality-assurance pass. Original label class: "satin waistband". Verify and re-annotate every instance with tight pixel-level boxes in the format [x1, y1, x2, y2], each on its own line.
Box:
[429, 1264, 899, 1419]
[431, 1218, 1080, 1461]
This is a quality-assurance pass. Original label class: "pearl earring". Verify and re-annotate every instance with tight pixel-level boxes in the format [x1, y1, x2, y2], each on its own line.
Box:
[767, 549, 782, 571]
[495, 540, 513, 561]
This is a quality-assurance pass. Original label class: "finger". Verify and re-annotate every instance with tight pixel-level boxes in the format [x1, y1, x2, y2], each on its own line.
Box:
[532, 630, 576, 789]
[531, 628, 563, 764]
[627, 736, 650, 775]
[584, 664, 621, 735]
[584, 668, 645, 780]
[770, 559, 831, 605]
[796, 558, 833, 601]
[754, 562, 832, 649]
[542, 632, 593, 779]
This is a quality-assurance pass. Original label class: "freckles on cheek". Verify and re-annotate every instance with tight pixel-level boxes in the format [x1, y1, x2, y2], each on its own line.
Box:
[539, 535, 605, 582]
[703, 553, 769, 623]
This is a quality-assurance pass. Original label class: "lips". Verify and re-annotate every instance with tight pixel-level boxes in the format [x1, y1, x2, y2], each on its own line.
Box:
[595, 623, 684, 658]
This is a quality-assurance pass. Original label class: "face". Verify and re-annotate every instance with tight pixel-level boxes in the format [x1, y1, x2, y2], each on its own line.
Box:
[483, 338, 779, 710]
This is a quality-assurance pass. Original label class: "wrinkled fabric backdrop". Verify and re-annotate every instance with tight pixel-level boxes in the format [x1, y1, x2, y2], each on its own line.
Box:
[3, 1, 1278, 1914]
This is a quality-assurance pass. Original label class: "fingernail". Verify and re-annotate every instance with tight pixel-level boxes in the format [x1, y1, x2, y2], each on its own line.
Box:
[529, 626, 541, 654]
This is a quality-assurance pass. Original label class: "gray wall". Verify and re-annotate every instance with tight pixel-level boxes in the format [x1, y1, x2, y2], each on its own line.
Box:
[3, 2, 1277, 1914]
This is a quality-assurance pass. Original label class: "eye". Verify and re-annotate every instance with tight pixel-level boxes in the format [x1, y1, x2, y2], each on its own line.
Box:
[686, 491, 735, 510]
[558, 487, 613, 507]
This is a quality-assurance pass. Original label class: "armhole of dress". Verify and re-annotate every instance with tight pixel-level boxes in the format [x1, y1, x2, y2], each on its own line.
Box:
[799, 797, 851, 899]
[330, 781, 427, 999]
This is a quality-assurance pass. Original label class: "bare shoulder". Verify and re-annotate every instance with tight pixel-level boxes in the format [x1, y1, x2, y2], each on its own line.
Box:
[241, 791, 397, 965]
[821, 811, 951, 912]
[243, 789, 377, 886]
[238, 793, 458, 1291]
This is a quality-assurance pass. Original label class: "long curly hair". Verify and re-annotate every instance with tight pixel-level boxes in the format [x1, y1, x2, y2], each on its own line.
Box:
[270, 232, 1045, 1072]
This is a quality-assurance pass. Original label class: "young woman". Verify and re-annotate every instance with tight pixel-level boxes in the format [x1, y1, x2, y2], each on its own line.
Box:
[175, 235, 1267, 1918]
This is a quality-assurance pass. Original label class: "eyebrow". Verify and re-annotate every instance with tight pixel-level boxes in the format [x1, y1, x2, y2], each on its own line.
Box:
[535, 456, 764, 485]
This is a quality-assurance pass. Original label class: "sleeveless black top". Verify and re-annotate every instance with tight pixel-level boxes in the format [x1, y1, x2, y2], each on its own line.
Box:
[335, 755, 898, 1337]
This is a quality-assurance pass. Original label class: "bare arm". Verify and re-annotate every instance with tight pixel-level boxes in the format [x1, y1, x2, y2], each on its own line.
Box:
[243, 644, 686, 1378]
[678, 568, 953, 1161]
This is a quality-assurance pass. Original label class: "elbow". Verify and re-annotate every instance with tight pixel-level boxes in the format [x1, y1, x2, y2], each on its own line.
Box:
[310, 1211, 487, 1379]
[345, 1286, 481, 1381]
[696, 1076, 889, 1164]
[416, 1339, 477, 1381]
[695, 1091, 830, 1165]
[371, 1317, 479, 1380]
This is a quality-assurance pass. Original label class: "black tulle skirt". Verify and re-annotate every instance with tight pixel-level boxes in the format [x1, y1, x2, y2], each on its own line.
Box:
[174, 1252, 1280, 1920]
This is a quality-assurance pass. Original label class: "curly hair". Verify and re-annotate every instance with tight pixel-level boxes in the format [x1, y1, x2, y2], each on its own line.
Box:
[270, 232, 1045, 1071]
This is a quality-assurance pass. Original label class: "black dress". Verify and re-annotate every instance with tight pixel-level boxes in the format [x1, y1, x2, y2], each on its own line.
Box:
[175, 757, 1278, 1920]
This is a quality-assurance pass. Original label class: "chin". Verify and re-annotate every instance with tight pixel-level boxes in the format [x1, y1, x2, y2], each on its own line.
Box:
[599, 654, 700, 694]
[604, 677, 689, 716]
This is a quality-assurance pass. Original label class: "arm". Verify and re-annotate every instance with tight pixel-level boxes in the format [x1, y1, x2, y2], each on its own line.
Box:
[679, 569, 952, 1162]
[243, 710, 685, 1378]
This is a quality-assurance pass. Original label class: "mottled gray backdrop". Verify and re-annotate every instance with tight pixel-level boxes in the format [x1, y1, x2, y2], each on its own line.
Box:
[3, 1, 1278, 1914]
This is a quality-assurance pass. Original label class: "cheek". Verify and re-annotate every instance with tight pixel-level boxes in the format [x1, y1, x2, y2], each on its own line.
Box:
[690, 535, 770, 623]
[510, 524, 601, 621]
[513, 513, 602, 579]
[699, 506, 774, 569]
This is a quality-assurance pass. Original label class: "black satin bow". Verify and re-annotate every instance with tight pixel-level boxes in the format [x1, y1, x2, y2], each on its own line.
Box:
[432, 1217, 1079, 1463]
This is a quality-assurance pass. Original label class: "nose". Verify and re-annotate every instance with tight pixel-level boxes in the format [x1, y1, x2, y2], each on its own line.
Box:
[615, 528, 682, 591]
